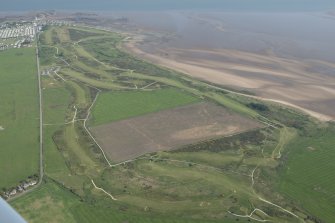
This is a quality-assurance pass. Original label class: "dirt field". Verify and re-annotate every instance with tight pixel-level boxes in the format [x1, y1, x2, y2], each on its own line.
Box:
[91, 102, 262, 162]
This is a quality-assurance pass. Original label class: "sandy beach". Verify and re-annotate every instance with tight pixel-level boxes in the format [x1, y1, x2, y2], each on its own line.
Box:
[124, 37, 335, 122]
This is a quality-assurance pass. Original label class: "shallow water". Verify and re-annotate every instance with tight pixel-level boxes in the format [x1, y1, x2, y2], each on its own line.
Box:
[125, 11, 335, 62]
[120, 11, 335, 119]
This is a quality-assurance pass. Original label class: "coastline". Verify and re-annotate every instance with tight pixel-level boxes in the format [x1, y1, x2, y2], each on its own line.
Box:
[123, 36, 334, 122]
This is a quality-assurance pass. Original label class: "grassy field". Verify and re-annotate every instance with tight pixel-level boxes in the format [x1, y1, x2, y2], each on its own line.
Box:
[41, 74, 106, 195]
[279, 124, 335, 222]
[12, 178, 245, 223]
[91, 88, 200, 125]
[0, 48, 39, 190]
[42, 81, 72, 178]
[11, 179, 79, 223]
[9, 25, 331, 223]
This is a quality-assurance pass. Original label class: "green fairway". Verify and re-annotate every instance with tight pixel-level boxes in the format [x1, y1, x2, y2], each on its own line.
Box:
[0, 48, 39, 190]
[91, 88, 200, 125]
[71, 205, 237, 223]
[8, 25, 327, 223]
[12, 179, 241, 223]
[41, 81, 73, 179]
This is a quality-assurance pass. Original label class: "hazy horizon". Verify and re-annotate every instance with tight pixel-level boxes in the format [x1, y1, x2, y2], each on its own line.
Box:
[1, 0, 335, 12]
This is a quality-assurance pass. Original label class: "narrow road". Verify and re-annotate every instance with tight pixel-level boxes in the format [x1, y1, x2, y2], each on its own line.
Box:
[36, 36, 44, 186]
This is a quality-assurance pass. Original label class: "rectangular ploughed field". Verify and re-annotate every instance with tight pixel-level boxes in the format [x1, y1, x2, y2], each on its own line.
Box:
[91, 102, 262, 162]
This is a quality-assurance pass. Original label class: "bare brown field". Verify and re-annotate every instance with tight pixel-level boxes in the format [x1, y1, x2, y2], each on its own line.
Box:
[125, 40, 335, 121]
[91, 102, 262, 162]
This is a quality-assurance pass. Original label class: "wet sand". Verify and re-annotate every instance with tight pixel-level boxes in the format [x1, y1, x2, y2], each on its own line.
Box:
[125, 40, 335, 121]
[120, 12, 335, 121]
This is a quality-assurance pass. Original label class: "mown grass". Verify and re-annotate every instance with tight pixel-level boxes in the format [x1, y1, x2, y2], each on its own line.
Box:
[71, 204, 241, 223]
[11, 179, 79, 223]
[12, 178, 244, 223]
[279, 124, 335, 222]
[0, 48, 39, 189]
[68, 28, 101, 42]
[60, 68, 125, 90]
[10, 25, 320, 223]
[97, 157, 278, 221]
[91, 88, 200, 125]
[42, 81, 72, 178]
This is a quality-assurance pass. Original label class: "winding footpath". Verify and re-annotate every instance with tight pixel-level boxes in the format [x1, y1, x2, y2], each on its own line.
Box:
[91, 179, 117, 201]
[82, 87, 112, 167]
[228, 209, 270, 222]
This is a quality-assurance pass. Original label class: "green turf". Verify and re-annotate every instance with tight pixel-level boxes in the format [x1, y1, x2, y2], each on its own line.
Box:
[0, 48, 39, 189]
[12, 179, 243, 223]
[71, 204, 240, 223]
[68, 28, 101, 42]
[279, 124, 335, 222]
[42, 82, 71, 124]
[41, 82, 73, 178]
[11, 179, 80, 223]
[91, 88, 200, 125]
[9, 25, 319, 223]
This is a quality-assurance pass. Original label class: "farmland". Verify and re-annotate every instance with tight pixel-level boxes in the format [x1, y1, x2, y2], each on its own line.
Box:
[91, 88, 200, 126]
[92, 102, 262, 162]
[0, 48, 39, 190]
[6, 24, 335, 223]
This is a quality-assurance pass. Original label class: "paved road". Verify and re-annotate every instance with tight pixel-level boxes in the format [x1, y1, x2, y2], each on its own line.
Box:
[36, 34, 44, 186]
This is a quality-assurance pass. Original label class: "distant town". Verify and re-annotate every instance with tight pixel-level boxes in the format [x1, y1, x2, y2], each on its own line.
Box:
[0, 22, 36, 50]
[0, 18, 72, 51]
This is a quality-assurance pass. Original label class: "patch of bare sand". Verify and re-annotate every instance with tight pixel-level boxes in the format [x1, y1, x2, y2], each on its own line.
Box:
[0, 126, 4, 131]
[124, 39, 335, 121]
[171, 124, 239, 140]
[126, 41, 270, 89]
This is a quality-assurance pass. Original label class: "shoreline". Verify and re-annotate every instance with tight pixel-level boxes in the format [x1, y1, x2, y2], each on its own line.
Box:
[123, 37, 334, 122]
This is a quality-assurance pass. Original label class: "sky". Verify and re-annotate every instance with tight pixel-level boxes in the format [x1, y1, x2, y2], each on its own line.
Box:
[0, 0, 334, 11]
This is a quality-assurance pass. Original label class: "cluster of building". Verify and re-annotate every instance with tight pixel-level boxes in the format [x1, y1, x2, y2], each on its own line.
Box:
[1, 178, 38, 199]
[35, 18, 72, 27]
[0, 37, 34, 50]
[0, 17, 73, 51]
[0, 25, 35, 39]
[0, 22, 37, 51]
[0, 43, 8, 51]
